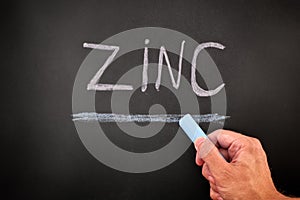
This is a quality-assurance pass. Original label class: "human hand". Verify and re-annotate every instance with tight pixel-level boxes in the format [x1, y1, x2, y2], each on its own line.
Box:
[194, 129, 290, 200]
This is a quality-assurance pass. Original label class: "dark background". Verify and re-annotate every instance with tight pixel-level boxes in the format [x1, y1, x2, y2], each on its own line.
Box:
[2, 0, 300, 199]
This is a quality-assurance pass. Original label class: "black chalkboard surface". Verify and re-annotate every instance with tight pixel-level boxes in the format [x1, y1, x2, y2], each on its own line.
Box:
[2, 0, 300, 199]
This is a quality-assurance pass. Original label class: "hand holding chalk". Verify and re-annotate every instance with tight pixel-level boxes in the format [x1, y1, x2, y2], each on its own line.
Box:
[192, 129, 291, 200]
[179, 114, 224, 162]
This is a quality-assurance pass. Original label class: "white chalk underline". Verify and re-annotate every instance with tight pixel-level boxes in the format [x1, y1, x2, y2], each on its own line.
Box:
[72, 112, 229, 123]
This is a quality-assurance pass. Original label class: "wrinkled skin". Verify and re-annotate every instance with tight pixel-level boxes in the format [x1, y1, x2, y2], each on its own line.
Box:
[194, 129, 297, 200]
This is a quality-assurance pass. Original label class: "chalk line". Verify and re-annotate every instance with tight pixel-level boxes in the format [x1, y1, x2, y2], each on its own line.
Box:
[72, 112, 229, 123]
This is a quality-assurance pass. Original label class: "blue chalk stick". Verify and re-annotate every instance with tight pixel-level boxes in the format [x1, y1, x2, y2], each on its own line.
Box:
[179, 114, 226, 160]
[179, 114, 207, 142]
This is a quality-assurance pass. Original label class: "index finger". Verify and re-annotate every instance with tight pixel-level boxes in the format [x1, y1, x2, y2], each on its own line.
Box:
[208, 129, 244, 149]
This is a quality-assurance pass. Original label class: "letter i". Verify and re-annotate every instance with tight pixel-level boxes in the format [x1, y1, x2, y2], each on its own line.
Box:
[141, 39, 150, 92]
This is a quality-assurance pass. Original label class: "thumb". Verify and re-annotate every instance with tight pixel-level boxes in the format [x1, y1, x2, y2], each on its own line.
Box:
[195, 137, 228, 176]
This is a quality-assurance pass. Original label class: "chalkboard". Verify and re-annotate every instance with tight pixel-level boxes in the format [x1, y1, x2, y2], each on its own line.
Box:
[3, 0, 300, 199]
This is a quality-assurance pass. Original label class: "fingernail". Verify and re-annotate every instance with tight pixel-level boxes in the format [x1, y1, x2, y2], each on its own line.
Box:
[194, 137, 205, 151]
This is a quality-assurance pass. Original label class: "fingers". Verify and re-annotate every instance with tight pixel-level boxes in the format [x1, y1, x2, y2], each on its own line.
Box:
[210, 187, 223, 200]
[195, 145, 230, 166]
[208, 129, 244, 149]
[219, 148, 230, 161]
[202, 164, 219, 195]
[195, 137, 206, 166]
[195, 137, 228, 176]
[202, 163, 212, 180]
[202, 167, 222, 200]
[195, 152, 204, 166]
